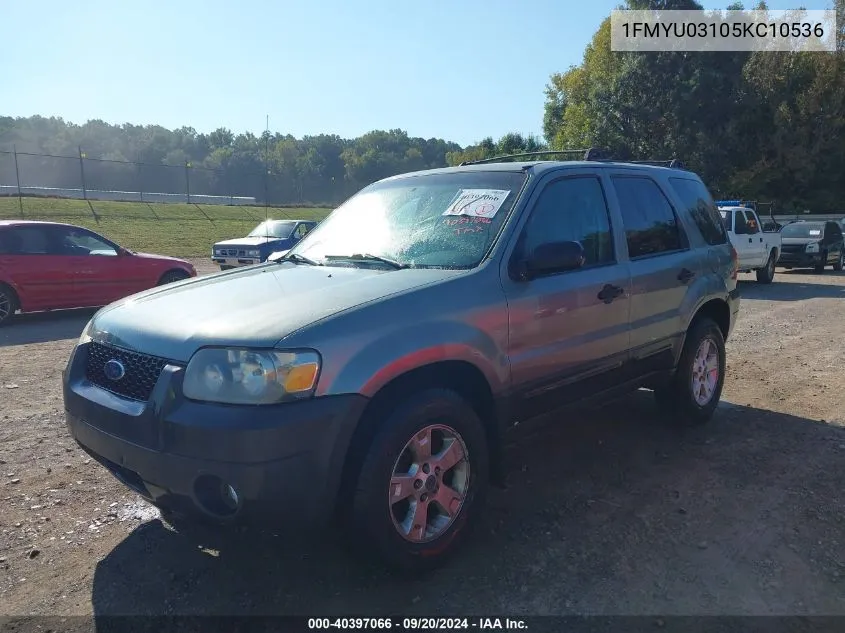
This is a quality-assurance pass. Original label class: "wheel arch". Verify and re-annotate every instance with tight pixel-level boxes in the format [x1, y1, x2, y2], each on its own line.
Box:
[335, 360, 503, 515]
[690, 298, 730, 341]
[157, 268, 191, 285]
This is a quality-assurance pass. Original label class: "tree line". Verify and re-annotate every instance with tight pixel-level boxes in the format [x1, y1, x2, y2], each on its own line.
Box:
[537, 0, 845, 212]
[2, 0, 842, 211]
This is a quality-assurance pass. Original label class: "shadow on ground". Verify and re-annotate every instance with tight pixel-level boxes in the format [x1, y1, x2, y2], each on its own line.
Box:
[738, 271, 845, 302]
[0, 308, 97, 347]
[89, 391, 845, 619]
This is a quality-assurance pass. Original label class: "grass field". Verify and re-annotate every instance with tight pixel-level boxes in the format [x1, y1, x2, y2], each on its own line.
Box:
[0, 196, 333, 256]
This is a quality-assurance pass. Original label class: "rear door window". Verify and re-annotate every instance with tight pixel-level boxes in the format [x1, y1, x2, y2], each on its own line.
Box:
[611, 176, 687, 259]
[668, 177, 728, 245]
[5, 226, 51, 254]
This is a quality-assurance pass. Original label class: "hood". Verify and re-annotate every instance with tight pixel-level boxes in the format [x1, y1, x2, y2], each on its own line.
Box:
[130, 251, 191, 264]
[214, 236, 289, 247]
[88, 263, 463, 361]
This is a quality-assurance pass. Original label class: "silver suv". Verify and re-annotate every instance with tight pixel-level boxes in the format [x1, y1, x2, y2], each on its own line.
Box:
[63, 151, 740, 571]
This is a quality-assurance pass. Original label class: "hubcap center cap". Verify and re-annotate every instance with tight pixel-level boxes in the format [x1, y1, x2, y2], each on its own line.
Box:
[424, 474, 438, 493]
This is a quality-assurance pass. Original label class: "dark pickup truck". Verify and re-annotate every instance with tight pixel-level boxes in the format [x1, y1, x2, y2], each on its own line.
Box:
[211, 219, 317, 270]
[64, 151, 740, 571]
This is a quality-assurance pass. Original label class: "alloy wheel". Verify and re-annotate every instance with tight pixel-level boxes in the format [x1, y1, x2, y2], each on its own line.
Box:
[388, 424, 470, 543]
[691, 337, 720, 406]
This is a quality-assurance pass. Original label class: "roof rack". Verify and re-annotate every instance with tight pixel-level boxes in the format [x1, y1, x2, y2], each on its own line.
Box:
[459, 149, 596, 166]
[627, 159, 686, 169]
[458, 148, 684, 169]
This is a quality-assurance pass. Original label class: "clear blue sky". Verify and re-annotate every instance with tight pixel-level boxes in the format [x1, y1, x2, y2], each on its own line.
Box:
[4, 0, 835, 147]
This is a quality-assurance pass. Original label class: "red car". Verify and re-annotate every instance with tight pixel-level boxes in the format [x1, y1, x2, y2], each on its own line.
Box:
[0, 220, 196, 325]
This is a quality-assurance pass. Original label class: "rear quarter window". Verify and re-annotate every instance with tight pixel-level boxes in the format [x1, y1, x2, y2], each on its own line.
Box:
[668, 178, 728, 246]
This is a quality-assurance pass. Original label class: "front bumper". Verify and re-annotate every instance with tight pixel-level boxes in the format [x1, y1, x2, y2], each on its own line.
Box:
[777, 252, 823, 268]
[211, 256, 261, 268]
[63, 342, 368, 529]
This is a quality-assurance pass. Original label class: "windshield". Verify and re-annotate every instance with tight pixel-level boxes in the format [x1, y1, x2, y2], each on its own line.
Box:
[248, 220, 296, 238]
[287, 170, 527, 269]
[781, 222, 824, 238]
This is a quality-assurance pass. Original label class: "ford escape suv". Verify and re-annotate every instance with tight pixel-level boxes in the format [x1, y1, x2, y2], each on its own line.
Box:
[63, 151, 740, 571]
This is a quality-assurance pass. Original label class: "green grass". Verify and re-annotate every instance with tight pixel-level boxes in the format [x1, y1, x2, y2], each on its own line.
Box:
[0, 197, 332, 256]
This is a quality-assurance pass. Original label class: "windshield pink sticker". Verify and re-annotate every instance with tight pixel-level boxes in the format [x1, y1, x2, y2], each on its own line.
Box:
[442, 189, 511, 218]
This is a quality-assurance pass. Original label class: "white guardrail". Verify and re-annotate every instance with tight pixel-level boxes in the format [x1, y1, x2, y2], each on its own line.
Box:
[0, 185, 257, 206]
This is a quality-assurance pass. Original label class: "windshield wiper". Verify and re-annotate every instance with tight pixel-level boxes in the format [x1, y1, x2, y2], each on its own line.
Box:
[276, 252, 321, 266]
[324, 253, 408, 270]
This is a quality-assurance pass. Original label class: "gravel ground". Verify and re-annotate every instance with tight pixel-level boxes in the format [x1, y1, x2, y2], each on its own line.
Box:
[1, 263, 844, 618]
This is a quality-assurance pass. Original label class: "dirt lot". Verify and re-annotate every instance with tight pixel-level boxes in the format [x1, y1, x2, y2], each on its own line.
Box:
[1, 263, 844, 618]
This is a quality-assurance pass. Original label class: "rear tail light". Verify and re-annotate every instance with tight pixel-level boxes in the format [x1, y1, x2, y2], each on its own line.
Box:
[730, 245, 739, 279]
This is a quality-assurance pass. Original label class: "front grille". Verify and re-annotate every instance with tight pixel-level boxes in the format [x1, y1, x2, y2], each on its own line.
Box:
[85, 342, 170, 402]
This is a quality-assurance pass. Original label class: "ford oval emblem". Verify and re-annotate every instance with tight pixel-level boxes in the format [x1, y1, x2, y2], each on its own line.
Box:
[103, 359, 126, 382]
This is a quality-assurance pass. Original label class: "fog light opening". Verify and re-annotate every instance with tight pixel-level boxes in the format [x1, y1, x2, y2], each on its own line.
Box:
[193, 474, 241, 519]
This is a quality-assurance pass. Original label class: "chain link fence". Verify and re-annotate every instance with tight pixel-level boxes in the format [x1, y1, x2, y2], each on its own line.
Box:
[0, 148, 297, 206]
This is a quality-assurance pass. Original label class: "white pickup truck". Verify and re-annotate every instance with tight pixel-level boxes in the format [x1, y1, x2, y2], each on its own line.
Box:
[718, 205, 782, 283]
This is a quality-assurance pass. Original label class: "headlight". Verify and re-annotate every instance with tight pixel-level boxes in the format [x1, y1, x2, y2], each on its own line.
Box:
[182, 348, 321, 405]
[806, 242, 820, 253]
[214, 249, 223, 256]
[78, 318, 95, 345]
[247, 249, 261, 258]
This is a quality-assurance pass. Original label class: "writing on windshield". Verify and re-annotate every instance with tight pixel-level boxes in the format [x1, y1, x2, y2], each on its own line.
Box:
[287, 171, 527, 269]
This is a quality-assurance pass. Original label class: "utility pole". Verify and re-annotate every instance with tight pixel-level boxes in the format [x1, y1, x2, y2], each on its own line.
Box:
[13, 145, 23, 217]
[265, 114, 270, 223]
[78, 146, 87, 199]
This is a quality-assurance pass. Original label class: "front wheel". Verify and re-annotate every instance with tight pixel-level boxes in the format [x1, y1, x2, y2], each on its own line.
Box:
[348, 388, 489, 572]
[0, 283, 19, 327]
[814, 253, 827, 274]
[654, 317, 726, 425]
[756, 251, 776, 283]
[158, 270, 190, 285]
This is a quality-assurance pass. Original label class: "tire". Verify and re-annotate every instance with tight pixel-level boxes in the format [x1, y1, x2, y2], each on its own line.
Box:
[0, 283, 20, 327]
[347, 388, 489, 572]
[834, 250, 844, 272]
[814, 253, 826, 273]
[756, 251, 776, 283]
[157, 270, 190, 286]
[654, 317, 726, 426]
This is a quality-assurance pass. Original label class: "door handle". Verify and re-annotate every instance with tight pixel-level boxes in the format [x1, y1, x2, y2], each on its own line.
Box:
[597, 284, 624, 304]
[748, 237, 752, 243]
[677, 268, 696, 284]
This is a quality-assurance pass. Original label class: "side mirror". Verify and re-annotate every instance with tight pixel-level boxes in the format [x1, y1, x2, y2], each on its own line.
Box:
[519, 240, 585, 280]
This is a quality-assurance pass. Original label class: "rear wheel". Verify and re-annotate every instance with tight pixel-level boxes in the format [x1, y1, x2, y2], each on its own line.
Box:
[158, 270, 190, 286]
[654, 317, 726, 426]
[0, 283, 19, 327]
[834, 250, 844, 272]
[756, 251, 776, 283]
[347, 388, 489, 572]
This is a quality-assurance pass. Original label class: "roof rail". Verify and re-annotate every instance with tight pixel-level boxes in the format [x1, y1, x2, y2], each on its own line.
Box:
[458, 148, 685, 169]
[458, 149, 597, 166]
[627, 159, 685, 169]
